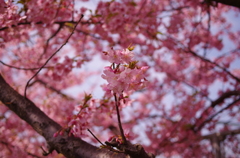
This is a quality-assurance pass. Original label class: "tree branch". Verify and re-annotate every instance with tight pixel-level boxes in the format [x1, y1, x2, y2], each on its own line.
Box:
[38, 24, 64, 62]
[0, 60, 51, 70]
[186, 49, 240, 83]
[195, 91, 240, 131]
[210, 91, 240, 108]
[0, 74, 128, 158]
[211, 0, 240, 9]
[114, 93, 127, 144]
[24, 15, 84, 98]
[197, 97, 240, 131]
[0, 19, 100, 31]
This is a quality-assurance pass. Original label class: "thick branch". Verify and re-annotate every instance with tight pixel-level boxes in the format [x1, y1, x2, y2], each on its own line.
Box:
[0, 74, 127, 158]
[210, 91, 240, 108]
[211, 0, 240, 9]
[197, 97, 240, 131]
[195, 91, 240, 131]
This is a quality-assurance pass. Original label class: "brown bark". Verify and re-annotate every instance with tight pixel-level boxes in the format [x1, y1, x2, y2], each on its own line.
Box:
[211, 0, 240, 9]
[0, 74, 154, 158]
[0, 74, 127, 158]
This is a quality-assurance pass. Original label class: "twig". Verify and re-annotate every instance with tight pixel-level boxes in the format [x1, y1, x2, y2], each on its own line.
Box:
[194, 90, 240, 131]
[197, 97, 240, 131]
[203, 3, 211, 57]
[87, 129, 105, 146]
[72, 0, 75, 21]
[38, 24, 63, 62]
[163, 34, 240, 83]
[113, 93, 127, 144]
[187, 49, 240, 83]
[24, 14, 84, 98]
[54, 0, 63, 19]
[0, 60, 50, 70]
[214, 48, 240, 63]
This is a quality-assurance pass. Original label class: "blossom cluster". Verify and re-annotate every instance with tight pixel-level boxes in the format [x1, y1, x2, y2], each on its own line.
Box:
[101, 48, 148, 95]
[54, 93, 95, 137]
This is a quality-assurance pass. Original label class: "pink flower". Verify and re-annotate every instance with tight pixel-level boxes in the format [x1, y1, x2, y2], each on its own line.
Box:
[101, 49, 148, 95]
[106, 49, 122, 64]
[120, 49, 134, 63]
[105, 48, 134, 64]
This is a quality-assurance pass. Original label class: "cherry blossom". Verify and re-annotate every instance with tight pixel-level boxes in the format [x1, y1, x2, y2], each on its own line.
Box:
[101, 48, 148, 95]
[0, 0, 240, 157]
